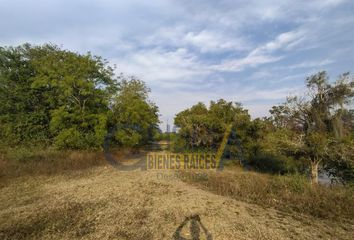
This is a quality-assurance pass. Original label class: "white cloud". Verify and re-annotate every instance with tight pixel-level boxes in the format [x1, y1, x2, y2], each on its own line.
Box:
[251, 30, 306, 55]
[287, 59, 334, 70]
[112, 48, 211, 86]
[183, 30, 250, 53]
[209, 30, 305, 72]
[143, 26, 250, 53]
[210, 54, 282, 72]
[112, 29, 306, 84]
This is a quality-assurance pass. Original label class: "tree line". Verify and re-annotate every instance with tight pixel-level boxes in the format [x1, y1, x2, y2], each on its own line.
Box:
[1, 44, 353, 184]
[174, 72, 354, 184]
[0, 44, 159, 149]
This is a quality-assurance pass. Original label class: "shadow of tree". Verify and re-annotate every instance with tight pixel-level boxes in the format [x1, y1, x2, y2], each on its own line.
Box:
[173, 214, 212, 240]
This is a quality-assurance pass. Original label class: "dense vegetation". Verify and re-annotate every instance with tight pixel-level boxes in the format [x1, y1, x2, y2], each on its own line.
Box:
[0, 44, 159, 150]
[1, 43, 354, 231]
[1, 43, 353, 185]
[174, 73, 354, 184]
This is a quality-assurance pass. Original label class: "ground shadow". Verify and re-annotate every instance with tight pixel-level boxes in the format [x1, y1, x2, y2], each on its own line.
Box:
[173, 214, 212, 240]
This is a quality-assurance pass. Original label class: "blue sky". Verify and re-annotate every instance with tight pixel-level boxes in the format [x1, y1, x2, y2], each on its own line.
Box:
[1, 0, 354, 129]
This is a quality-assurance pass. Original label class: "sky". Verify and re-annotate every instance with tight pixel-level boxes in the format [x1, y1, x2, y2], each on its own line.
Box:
[1, 0, 354, 130]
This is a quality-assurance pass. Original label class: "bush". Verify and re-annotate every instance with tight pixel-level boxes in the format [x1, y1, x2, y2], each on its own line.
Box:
[54, 128, 86, 149]
[248, 153, 298, 174]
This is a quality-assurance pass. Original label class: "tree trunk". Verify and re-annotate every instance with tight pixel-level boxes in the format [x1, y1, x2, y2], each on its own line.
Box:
[310, 161, 319, 184]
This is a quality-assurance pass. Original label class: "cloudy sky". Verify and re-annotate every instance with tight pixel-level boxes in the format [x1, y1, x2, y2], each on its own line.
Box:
[1, 0, 353, 129]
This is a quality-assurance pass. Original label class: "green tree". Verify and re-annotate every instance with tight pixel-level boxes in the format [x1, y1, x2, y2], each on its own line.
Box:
[0, 44, 51, 144]
[0, 43, 116, 149]
[174, 99, 252, 160]
[270, 71, 354, 184]
[111, 77, 159, 147]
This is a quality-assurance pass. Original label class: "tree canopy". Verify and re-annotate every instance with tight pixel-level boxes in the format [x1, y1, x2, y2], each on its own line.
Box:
[174, 72, 354, 183]
[174, 99, 255, 160]
[269, 71, 354, 183]
[0, 44, 158, 149]
[1, 43, 353, 184]
[111, 77, 159, 147]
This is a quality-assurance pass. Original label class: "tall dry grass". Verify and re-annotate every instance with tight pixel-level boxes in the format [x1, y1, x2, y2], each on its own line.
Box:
[0, 146, 112, 180]
[181, 167, 354, 221]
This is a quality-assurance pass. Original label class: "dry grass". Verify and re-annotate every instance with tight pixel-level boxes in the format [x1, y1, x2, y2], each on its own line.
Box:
[0, 149, 102, 178]
[0, 202, 97, 240]
[1, 150, 354, 239]
[180, 166, 354, 221]
[0, 146, 132, 180]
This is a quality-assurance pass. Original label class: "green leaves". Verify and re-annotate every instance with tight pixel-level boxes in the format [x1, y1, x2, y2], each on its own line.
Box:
[0, 43, 115, 149]
[269, 71, 354, 183]
[174, 99, 252, 151]
[0, 43, 159, 150]
[111, 78, 159, 147]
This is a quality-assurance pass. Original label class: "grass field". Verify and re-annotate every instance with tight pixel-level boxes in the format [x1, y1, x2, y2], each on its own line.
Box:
[1, 150, 354, 239]
[181, 166, 354, 220]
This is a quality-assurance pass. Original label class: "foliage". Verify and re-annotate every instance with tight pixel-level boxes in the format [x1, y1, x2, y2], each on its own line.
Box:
[1, 43, 353, 184]
[269, 71, 354, 183]
[174, 99, 253, 157]
[0, 44, 116, 149]
[0, 44, 159, 150]
[174, 99, 250, 148]
[248, 153, 298, 174]
[154, 132, 174, 141]
[111, 77, 159, 147]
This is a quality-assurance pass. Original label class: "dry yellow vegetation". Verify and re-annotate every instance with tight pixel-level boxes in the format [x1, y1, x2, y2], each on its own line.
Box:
[0, 151, 353, 239]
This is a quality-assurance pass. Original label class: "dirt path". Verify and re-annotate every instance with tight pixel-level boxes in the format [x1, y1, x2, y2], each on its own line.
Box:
[0, 164, 353, 239]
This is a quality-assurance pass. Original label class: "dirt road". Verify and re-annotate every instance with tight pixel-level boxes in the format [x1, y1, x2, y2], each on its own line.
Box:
[0, 163, 353, 239]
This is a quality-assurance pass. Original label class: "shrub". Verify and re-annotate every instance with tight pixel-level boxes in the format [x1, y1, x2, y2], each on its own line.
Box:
[248, 153, 298, 174]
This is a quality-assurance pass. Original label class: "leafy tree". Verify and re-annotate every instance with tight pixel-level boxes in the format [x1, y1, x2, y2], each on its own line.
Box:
[270, 71, 354, 184]
[174, 99, 253, 160]
[0, 43, 116, 149]
[111, 77, 159, 147]
[0, 44, 51, 144]
[174, 102, 210, 148]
